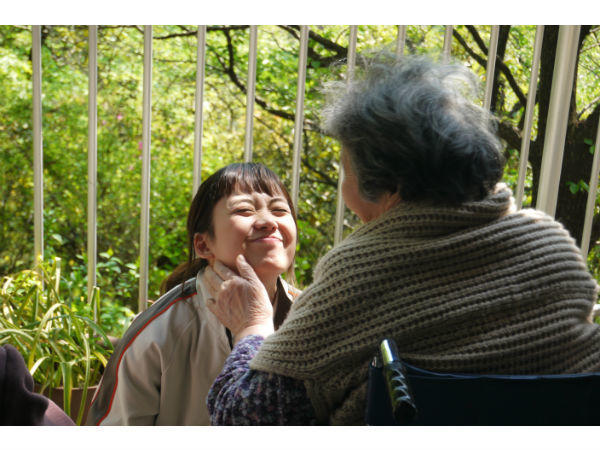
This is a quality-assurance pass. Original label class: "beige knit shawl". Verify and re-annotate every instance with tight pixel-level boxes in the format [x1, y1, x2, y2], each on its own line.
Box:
[250, 184, 600, 424]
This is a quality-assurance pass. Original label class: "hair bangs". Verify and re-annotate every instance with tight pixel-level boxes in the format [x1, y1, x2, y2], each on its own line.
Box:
[219, 163, 287, 199]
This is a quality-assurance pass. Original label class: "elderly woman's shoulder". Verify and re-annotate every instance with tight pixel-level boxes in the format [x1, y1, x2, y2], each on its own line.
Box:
[510, 207, 571, 231]
[512, 207, 554, 221]
[505, 207, 584, 255]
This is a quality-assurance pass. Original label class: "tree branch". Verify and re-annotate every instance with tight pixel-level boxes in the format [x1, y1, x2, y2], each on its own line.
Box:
[497, 119, 524, 151]
[278, 25, 347, 67]
[453, 28, 487, 66]
[578, 101, 600, 139]
[154, 25, 250, 40]
[283, 25, 347, 54]
[457, 26, 528, 108]
[213, 28, 324, 133]
[578, 94, 600, 120]
[490, 26, 511, 113]
[465, 25, 489, 54]
[302, 131, 337, 187]
[96, 25, 251, 40]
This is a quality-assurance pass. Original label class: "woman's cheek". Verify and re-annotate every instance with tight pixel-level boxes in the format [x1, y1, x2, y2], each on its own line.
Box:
[287, 245, 296, 263]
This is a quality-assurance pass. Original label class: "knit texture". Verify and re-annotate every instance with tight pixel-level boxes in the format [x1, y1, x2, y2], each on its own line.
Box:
[250, 184, 600, 424]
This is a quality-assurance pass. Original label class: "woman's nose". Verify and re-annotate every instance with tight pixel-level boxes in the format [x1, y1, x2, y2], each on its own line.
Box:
[254, 211, 277, 230]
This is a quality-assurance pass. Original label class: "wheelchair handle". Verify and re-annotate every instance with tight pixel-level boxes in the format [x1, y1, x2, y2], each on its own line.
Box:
[380, 338, 417, 424]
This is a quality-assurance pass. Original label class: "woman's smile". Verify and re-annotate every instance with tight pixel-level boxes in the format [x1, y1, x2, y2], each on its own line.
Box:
[249, 234, 283, 244]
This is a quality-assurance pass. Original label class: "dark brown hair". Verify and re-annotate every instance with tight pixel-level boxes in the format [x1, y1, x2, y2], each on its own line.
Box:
[160, 163, 297, 294]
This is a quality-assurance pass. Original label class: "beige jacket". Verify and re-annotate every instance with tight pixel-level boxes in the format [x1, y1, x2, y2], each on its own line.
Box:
[87, 271, 297, 425]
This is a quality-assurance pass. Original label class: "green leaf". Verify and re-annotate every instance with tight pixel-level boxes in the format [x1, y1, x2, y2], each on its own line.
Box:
[92, 350, 109, 367]
[60, 362, 73, 415]
[0, 328, 35, 341]
[30, 356, 50, 377]
[75, 315, 112, 350]
[580, 180, 590, 193]
[567, 181, 579, 194]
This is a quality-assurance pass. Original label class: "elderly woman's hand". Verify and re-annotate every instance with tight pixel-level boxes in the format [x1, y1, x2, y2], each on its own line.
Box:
[204, 254, 275, 344]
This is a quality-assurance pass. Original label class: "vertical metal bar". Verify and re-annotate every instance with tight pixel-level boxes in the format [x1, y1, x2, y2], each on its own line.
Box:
[138, 25, 153, 312]
[483, 25, 500, 111]
[243, 25, 258, 162]
[334, 25, 358, 246]
[536, 25, 581, 217]
[442, 25, 453, 63]
[291, 26, 309, 209]
[32, 26, 43, 268]
[515, 26, 544, 210]
[580, 115, 600, 258]
[396, 25, 407, 59]
[87, 25, 98, 306]
[193, 25, 206, 196]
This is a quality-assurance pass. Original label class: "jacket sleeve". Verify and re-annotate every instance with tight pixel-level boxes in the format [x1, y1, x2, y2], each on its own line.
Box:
[87, 335, 163, 425]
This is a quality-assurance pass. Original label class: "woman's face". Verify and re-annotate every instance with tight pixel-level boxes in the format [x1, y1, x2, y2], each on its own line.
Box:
[341, 150, 376, 223]
[341, 149, 402, 223]
[195, 189, 296, 281]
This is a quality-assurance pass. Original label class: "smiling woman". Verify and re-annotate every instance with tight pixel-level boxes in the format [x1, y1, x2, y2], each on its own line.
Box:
[86, 163, 300, 425]
[194, 190, 296, 301]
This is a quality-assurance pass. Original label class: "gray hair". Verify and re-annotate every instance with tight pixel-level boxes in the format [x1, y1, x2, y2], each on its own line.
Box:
[323, 55, 505, 204]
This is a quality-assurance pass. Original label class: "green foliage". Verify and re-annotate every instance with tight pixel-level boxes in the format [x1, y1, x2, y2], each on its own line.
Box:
[0, 28, 35, 275]
[566, 180, 590, 195]
[0, 257, 132, 424]
[503, 148, 534, 208]
[1, 24, 600, 310]
[577, 31, 600, 120]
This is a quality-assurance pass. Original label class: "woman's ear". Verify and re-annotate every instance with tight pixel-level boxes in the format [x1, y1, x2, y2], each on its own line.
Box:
[193, 232, 214, 261]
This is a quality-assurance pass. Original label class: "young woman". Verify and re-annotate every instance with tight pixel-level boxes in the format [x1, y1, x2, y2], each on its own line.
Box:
[87, 163, 299, 425]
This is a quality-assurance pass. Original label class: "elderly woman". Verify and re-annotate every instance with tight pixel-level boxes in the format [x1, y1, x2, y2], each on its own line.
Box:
[204, 56, 600, 425]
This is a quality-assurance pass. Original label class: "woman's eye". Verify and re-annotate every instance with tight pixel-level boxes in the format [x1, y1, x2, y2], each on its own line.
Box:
[273, 208, 290, 214]
[234, 208, 253, 214]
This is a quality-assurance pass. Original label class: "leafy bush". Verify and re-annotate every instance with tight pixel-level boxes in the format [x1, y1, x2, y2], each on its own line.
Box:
[44, 243, 140, 319]
[0, 257, 133, 424]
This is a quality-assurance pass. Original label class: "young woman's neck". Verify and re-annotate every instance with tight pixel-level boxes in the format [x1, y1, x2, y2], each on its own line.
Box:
[257, 273, 279, 304]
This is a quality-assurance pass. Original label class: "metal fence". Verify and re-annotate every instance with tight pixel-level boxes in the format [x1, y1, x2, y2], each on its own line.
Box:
[28, 25, 600, 312]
